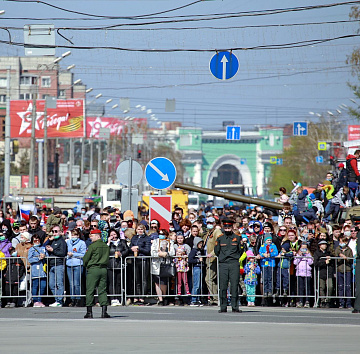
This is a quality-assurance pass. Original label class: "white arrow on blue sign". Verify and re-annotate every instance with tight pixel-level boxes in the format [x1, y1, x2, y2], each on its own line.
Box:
[316, 156, 324, 164]
[209, 51, 239, 80]
[293, 122, 308, 136]
[226, 126, 241, 140]
[276, 158, 283, 165]
[145, 157, 177, 190]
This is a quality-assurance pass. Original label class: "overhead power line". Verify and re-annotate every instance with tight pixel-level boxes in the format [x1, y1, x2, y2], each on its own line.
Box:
[0, 34, 358, 52]
[5, 0, 360, 21]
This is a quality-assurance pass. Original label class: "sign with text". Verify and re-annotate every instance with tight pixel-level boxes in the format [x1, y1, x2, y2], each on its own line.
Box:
[348, 125, 360, 141]
[86, 117, 147, 138]
[10, 100, 85, 138]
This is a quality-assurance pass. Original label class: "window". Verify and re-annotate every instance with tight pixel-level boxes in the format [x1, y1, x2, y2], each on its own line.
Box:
[19, 93, 33, 100]
[59, 89, 66, 98]
[0, 77, 7, 87]
[180, 134, 192, 146]
[41, 76, 51, 87]
[0, 94, 6, 103]
[42, 94, 50, 99]
[20, 76, 37, 85]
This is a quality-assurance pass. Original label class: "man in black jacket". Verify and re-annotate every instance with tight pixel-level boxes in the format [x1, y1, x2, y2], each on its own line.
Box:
[353, 231, 360, 313]
[28, 216, 46, 244]
[45, 226, 67, 307]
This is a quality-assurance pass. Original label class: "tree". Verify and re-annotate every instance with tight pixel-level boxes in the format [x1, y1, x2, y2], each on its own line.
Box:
[347, 6, 360, 120]
[17, 150, 30, 175]
[151, 143, 185, 183]
[268, 117, 343, 194]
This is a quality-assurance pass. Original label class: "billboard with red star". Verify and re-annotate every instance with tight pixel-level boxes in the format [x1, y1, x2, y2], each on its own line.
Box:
[10, 100, 85, 138]
[86, 117, 147, 138]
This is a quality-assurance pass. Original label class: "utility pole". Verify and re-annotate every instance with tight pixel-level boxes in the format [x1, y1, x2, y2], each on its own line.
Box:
[97, 140, 101, 195]
[43, 100, 48, 188]
[3, 68, 11, 213]
[89, 138, 93, 184]
[29, 94, 37, 188]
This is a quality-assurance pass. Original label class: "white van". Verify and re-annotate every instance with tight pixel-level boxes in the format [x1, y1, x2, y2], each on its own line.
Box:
[188, 194, 200, 211]
[100, 184, 122, 209]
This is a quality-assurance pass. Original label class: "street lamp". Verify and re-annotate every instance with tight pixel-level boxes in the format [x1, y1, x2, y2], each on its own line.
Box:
[67, 64, 76, 70]
[95, 93, 102, 99]
[86, 87, 93, 93]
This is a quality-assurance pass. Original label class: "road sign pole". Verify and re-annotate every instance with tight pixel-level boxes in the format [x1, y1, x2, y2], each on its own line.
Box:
[128, 157, 132, 212]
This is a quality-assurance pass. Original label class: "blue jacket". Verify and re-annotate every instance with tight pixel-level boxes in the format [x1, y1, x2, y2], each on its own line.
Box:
[28, 245, 48, 278]
[66, 238, 86, 266]
[259, 243, 278, 267]
[130, 234, 151, 256]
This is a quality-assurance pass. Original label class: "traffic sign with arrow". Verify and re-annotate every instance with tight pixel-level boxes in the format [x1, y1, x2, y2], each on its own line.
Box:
[209, 51, 239, 80]
[145, 157, 177, 190]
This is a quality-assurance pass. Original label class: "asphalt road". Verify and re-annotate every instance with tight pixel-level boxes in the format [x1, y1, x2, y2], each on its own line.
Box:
[1, 306, 359, 353]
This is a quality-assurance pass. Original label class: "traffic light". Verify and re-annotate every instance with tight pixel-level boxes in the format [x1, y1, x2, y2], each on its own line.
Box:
[329, 155, 337, 167]
[137, 149, 142, 159]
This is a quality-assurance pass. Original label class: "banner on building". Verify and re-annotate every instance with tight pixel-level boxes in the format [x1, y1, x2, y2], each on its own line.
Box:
[86, 117, 147, 138]
[10, 100, 85, 138]
[348, 125, 360, 141]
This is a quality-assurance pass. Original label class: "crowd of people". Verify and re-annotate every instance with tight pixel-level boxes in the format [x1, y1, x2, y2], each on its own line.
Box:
[0, 151, 360, 313]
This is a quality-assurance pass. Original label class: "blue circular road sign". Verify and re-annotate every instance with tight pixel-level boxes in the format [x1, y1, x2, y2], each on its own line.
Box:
[209, 51, 239, 80]
[145, 157, 177, 190]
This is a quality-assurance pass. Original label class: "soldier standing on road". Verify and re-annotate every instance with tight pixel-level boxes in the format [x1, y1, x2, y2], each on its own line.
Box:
[83, 229, 110, 319]
[203, 216, 222, 305]
[214, 219, 244, 313]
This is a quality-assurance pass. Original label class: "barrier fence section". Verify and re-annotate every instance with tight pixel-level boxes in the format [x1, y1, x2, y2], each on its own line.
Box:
[0, 254, 358, 307]
[124, 255, 220, 305]
[315, 256, 356, 308]
[0, 256, 31, 307]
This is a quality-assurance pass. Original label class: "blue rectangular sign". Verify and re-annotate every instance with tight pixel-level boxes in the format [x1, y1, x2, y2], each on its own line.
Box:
[226, 126, 241, 140]
[293, 122, 308, 136]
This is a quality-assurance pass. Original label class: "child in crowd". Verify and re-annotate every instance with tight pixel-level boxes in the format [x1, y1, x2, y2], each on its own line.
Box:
[293, 242, 313, 308]
[244, 250, 260, 307]
[259, 234, 279, 297]
[275, 241, 293, 298]
[188, 237, 205, 306]
[314, 240, 334, 308]
[4, 247, 25, 308]
[174, 246, 191, 296]
[335, 235, 353, 309]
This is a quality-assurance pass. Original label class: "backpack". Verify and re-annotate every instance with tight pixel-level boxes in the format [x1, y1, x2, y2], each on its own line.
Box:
[0, 250, 7, 271]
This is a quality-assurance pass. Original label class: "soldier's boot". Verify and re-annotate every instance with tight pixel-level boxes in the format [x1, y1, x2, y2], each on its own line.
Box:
[84, 306, 93, 319]
[101, 306, 111, 318]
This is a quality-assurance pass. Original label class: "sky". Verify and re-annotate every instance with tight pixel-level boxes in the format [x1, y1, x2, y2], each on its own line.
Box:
[1, 0, 360, 130]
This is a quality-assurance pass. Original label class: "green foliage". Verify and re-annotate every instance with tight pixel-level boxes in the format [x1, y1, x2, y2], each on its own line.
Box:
[268, 118, 342, 193]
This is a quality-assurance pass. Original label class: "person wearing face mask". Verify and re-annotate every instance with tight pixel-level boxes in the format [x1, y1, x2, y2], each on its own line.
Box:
[214, 219, 244, 313]
[293, 242, 313, 308]
[44, 226, 67, 307]
[1, 218, 13, 242]
[11, 222, 21, 247]
[107, 229, 129, 306]
[4, 247, 26, 308]
[203, 216, 222, 306]
[150, 229, 175, 306]
[28, 235, 48, 308]
[66, 229, 86, 307]
[0, 230, 12, 257]
[148, 220, 160, 241]
[335, 235, 353, 309]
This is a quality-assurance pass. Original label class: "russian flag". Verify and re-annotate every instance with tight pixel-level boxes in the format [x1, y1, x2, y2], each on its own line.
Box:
[19, 204, 36, 222]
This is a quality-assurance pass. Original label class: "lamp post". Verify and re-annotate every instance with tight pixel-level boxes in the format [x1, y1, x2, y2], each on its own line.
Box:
[28, 51, 72, 189]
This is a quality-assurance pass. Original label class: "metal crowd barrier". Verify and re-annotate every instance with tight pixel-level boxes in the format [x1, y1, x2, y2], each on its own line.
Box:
[124, 255, 220, 305]
[0, 256, 31, 307]
[315, 256, 356, 307]
[1, 253, 357, 308]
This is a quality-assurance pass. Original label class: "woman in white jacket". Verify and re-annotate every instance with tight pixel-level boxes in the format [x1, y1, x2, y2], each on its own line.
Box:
[150, 230, 175, 306]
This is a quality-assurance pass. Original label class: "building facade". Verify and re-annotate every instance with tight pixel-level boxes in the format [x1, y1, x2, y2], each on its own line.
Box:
[174, 126, 283, 197]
